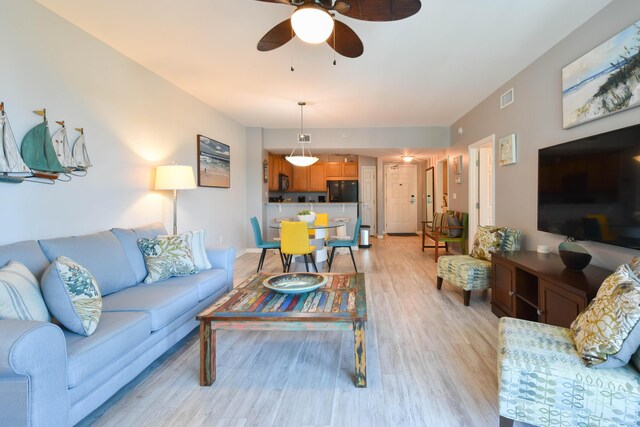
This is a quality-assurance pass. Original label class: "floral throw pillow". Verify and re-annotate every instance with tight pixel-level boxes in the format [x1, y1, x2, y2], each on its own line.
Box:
[571, 263, 640, 368]
[138, 235, 198, 284]
[631, 256, 640, 279]
[470, 226, 504, 261]
[42, 256, 102, 336]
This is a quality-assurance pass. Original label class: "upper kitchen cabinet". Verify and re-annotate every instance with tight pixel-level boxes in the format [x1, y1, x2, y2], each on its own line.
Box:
[326, 162, 358, 180]
[268, 152, 281, 191]
[308, 163, 326, 191]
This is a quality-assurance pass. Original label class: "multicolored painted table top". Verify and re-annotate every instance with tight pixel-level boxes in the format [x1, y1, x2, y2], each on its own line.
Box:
[197, 273, 366, 322]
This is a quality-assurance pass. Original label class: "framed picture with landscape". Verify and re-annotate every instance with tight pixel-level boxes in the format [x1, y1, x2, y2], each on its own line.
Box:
[197, 135, 230, 188]
[562, 18, 640, 129]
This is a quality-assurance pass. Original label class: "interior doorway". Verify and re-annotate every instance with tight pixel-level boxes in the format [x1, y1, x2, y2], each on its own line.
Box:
[469, 135, 496, 251]
[384, 164, 418, 234]
[425, 167, 435, 223]
[435, 158, 449, 214]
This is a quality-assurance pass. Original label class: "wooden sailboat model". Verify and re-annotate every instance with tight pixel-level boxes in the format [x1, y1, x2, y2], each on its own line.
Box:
[72, 127, 91, 171]
[0, 102, 32, 184]
[21, 109, 67, 181]
[51, 120, 77, 173]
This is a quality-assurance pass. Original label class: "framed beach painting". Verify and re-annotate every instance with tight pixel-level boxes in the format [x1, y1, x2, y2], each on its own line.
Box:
[197, 135, 230, 188]
[562, 19, 640, 129]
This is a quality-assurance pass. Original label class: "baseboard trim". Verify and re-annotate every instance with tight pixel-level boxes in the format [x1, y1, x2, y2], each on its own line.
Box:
[244, 248, 262, 254]
[235, 249, 248, 258]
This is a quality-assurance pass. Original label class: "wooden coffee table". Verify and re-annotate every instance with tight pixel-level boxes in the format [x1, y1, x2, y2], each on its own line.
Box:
[196, 272, 367, 387]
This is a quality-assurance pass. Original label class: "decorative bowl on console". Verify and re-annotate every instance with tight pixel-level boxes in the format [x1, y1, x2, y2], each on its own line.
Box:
[558, 240, 592, 271]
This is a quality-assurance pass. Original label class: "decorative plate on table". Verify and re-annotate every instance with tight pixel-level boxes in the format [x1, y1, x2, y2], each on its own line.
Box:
[263, 273, 328, 294]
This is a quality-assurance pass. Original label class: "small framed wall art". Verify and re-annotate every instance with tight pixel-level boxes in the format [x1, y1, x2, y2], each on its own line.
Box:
[452, 155, 463, 175]
[197, 134, 230, 188]
[498, 134, 517, 166]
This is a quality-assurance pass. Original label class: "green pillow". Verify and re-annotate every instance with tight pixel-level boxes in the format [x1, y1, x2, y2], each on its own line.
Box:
[571, 264, 640, 368]
[470, 226, 504, 261]
[138, 235, 198, 284]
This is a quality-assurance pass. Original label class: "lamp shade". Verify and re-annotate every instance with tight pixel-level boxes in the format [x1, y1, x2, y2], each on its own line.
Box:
[286, 155, 319, 167]
[155, 165, 196, 190]
[291, 6, 334, 44]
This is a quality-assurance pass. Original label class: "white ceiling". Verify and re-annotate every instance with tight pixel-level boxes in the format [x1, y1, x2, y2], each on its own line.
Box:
[37, 0, 611, 129]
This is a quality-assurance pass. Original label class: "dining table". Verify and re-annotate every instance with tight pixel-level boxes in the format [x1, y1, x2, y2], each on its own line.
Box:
[269, 221, 343, 272]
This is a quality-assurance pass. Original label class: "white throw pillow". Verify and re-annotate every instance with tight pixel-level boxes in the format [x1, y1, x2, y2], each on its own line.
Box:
[0, 261, 50, 321]
[159, 230, 212, 271]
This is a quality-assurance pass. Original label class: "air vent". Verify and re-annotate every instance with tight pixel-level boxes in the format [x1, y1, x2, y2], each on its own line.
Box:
[500, 88, 514, 109]
[297, 133, 310, 142]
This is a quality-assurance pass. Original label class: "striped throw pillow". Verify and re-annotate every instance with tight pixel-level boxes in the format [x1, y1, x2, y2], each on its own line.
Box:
[0, 261, 50, 321]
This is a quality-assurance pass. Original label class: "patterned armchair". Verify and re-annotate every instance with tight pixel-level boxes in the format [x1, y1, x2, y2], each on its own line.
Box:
[498, 317, 640, 427]
[436, 227, 521, 306]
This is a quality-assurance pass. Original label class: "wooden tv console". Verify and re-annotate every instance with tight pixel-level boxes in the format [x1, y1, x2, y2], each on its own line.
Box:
[491, 251, 612, 328]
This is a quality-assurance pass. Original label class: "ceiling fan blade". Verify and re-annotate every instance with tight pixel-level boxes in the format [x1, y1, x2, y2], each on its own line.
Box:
[336, 0, 421, 21]
[327, 20, 363, 58]
[257, 19, 294, 52]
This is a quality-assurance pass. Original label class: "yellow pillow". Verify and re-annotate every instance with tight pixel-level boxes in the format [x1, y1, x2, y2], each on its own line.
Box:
[571, 263, 640, 368]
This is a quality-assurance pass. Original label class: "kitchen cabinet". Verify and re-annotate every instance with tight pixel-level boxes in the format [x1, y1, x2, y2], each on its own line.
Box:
[291, 165, 309, 192]
[308, 163, 326, 191]
[490, 251, 611, 328]
[268, 153, 281, 191]
[326, 162, 358, 180]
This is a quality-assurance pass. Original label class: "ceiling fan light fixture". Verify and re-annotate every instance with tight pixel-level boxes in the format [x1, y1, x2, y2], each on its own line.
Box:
[402, 156, 414, 162]
[291, 5, 334, 44]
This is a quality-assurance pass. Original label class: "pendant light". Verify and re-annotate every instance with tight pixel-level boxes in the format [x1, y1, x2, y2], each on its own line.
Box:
[286, 101, 319, 167]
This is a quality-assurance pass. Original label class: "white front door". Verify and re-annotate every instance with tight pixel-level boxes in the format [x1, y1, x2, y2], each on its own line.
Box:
[385, 164, 417, 234]
[360, 166, 377, 235]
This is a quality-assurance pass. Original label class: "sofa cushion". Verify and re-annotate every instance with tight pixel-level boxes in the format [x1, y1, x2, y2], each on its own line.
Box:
[64, 311, 151, 388]
[0, 260, 50, 321]
[111, 223, 168, 284]
[499, 317, 640, 426]
[0, 240, 50, 280]
[164, 268, 227, 301]
[42, 256, 102, 336]
[39, 231, 137, 296]
[101, 280, 199, 331]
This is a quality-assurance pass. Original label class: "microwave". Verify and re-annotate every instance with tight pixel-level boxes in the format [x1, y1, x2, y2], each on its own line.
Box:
[279, 173, 290, 192]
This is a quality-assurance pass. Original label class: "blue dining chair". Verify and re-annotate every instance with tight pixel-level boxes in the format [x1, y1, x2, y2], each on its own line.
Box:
[250, 217, 285, 273]
[327, 217, 362, 272]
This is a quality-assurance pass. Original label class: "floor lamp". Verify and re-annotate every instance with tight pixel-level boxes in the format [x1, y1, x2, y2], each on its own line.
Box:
[155, 164, 196, 235]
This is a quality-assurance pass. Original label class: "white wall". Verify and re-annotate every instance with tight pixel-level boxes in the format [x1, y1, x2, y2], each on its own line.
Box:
[449, 0, 640, 269]
[0, 0, 247, 251]
[263, 127, 450, 151]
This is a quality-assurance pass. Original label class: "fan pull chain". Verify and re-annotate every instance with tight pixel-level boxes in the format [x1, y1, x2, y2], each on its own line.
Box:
[290, 25, 295, 72]
[332, 16, 337, 66]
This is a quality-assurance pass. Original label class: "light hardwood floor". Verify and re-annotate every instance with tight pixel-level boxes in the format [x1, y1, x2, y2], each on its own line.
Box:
[80, 236, 502, 427]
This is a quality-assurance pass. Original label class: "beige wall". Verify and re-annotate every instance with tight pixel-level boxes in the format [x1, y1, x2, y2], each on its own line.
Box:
[0, 0, 247, 250]
[449, 0, 640, 269]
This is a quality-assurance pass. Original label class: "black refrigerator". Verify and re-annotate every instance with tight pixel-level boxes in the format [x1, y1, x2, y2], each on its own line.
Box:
[328, 180, 358, 203]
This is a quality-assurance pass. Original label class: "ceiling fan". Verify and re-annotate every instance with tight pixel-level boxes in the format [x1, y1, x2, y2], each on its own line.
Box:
[256, 0, 422, 59]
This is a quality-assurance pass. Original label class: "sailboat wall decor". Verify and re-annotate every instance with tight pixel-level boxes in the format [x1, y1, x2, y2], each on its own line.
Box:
[51, 121, 77, 172]
[72, 127, 91, 171]
[0, 103, 32, 184]
[21, 109, 67, 180]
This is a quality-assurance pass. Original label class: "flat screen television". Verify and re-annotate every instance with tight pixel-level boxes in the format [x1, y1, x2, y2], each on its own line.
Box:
[538, 123, 640, 250]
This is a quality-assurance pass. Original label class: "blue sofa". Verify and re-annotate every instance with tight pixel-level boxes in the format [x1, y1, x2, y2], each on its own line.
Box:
[0, 223, 235, 426]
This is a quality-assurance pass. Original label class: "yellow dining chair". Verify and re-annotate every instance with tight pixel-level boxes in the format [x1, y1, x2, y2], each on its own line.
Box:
[281, 221, 318, 272]
[309, 213, 329, 240]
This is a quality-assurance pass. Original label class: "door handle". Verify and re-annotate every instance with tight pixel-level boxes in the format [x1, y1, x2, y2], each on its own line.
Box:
[508, 290, 514, 296]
